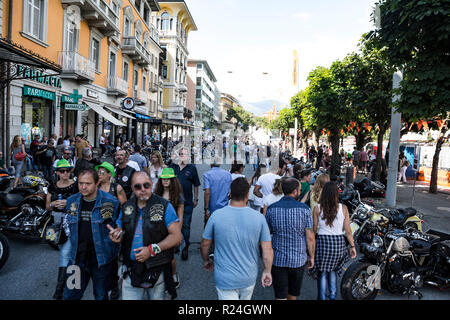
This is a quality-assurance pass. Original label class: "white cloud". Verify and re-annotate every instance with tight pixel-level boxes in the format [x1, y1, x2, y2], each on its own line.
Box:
[292, 12, 311, 21]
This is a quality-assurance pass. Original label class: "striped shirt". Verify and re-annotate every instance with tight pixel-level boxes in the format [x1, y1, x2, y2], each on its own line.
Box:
[266, 196, 313, 268]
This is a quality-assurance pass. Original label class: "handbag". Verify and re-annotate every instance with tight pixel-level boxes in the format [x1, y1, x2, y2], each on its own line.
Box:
[44, 222, 68, 246]
[14, 152, 26, 161]
[128, 262, 161, 289]
[248, 185, 255, 202]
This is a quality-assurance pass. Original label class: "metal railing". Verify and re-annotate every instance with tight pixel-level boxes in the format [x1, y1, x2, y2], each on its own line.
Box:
[122, 37, 151, 64]
[59, 51, 95, 80]
[108, 75, 128, 93]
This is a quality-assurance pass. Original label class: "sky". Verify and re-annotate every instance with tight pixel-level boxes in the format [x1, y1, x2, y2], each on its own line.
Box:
[185, 0, 378, 110]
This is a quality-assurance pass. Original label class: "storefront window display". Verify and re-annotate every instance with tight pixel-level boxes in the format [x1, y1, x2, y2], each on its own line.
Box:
[22, 96, 52, 145]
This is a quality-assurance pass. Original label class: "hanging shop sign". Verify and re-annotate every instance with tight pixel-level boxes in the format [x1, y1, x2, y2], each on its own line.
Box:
[61, 89, 83, 103]
[135, 112, 151, 123]
[17, 65, 62, 88]
[23, 85, 55, 101]
[122, 97, 135, 111]
[64, 104, 87, 111]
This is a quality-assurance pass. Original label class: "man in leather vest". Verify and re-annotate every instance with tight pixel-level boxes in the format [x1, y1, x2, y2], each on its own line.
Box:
[115, 149, 136, 199]
[108, 171, 181, 300]
[64, 169, 121, 300]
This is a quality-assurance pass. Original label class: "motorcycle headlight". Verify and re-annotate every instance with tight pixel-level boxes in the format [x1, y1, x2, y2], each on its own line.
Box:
[371, 235, 384, 248]
[358, 208, 368, 220]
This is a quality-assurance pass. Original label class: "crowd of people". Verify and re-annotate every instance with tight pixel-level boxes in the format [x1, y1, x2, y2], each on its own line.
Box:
[16, 130, 357, 301]
[2, 131, 414, 301]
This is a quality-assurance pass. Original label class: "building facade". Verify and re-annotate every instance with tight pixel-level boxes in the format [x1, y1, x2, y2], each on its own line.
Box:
[219, 93, 239, 131]
[1, 0, 165, 153]
[187, 59, 220, 130]
[152, 1, 197, 145]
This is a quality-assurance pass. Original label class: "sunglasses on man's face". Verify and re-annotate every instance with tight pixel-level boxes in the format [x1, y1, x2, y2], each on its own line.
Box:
[58, 169, 71, 174]
[133, 182, 152, 190]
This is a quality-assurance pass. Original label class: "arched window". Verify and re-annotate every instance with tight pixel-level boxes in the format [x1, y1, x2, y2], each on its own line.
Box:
[161, 12, 169, 30]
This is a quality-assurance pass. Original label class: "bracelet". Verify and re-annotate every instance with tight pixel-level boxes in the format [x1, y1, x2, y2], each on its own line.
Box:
[350, 245, 355, 248]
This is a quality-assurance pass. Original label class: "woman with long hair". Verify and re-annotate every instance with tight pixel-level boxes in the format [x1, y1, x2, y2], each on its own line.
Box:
[262, 178, 284, 215]
[10, 135, 27, 188]
[153, 168, 184, 289]
[149, 150, 165, 191]
[95, 162, 127, 205]
[310, 173, 330, 211]
[312, 182, 357, 300]
[248, 163, 265, 212]
[46, 159, 78, 300]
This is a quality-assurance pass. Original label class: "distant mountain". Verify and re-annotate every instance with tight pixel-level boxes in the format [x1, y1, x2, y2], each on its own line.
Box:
[241, 100, 289, 117]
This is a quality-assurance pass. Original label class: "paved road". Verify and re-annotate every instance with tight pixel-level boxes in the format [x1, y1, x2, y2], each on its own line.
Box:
[1, 164, 449, 300]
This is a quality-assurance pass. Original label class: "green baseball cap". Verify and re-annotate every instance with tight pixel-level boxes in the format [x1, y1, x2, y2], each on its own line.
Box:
[159, 167, 176, 179]
[95, 162, 116, 177]
[56, 159, 73, 170]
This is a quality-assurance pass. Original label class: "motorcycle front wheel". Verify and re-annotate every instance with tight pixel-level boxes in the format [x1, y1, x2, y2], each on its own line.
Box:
[0, 232, 10, 270]
[341, 261, 379, 300]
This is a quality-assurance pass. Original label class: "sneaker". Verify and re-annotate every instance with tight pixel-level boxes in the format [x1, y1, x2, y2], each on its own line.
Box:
[173, 273, 180, 289]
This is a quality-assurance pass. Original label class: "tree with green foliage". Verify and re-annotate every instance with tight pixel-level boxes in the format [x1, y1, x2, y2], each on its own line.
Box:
[226, 105, 255, 132]
[290, 90, 311, 153]
[340, 38, 395, 180]
[369, 0, 450, 193]
[306, 64, 351, 175]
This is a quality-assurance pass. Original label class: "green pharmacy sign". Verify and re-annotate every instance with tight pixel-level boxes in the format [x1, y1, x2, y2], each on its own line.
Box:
[17, 65, 62, 89]
[64, 104, 86, 111]
[23, 85, 55, 101]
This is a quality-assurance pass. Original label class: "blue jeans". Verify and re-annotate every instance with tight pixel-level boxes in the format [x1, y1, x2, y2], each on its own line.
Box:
[317, 271, 337, 300]
[59, 240, 72, 267]
[63, 255, 114, 300]
[182, 204, 194, 247]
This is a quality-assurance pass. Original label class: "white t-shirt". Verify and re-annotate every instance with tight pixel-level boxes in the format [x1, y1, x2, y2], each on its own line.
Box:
[318, 204, 345, 236]
[256, 173, 282, 201]
[127, 160, 140, 171]
[99, 136, 105, 145]
[149, 165, 163, 191]
[263, 193, 283, 208]
[231, 173, 246, 181]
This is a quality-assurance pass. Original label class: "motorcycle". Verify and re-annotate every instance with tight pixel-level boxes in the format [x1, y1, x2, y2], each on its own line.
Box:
[340, 186, 423, 242]
[0, 171, 52, 242]
[341, 228, 450, 300]
[0, 230, 9, 270]
[353, 177, 386, 199]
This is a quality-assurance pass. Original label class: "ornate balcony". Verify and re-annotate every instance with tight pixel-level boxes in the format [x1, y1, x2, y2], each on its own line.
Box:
[107, 76, 128, 96]
[121, 37, 151, 67]
[59, 51, 95, 82]
[61, 0, 120, 37]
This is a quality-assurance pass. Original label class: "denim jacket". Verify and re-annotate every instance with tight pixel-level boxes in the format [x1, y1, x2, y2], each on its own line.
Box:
[65, 189, 120, 267]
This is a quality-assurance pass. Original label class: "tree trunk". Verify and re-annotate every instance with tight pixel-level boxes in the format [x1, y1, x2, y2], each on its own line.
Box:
[374, 127, 386, 181]
[330, 132, 340, 177]
[429, 126, 447, 194]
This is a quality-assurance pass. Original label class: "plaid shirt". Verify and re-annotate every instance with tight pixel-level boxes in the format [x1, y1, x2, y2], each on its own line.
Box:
[266, 196, 313, 268]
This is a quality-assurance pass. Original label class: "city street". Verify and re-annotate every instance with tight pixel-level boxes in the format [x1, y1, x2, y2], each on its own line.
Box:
[0, 163, 449, 300]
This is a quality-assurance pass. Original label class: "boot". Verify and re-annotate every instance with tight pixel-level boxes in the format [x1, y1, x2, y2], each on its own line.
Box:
[53, 267, 67, 300]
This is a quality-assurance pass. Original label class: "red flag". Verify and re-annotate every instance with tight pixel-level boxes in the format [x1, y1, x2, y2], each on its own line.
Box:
[350, 121, 356, 128]
[437, 120, 445, 130]
[340, 129, 344, 135]
[423, 121, 428, 130]
[417, 120, 423, 131]
[356, 127, 361, 133]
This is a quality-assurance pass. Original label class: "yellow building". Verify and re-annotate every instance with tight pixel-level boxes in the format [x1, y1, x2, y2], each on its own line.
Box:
[1, 0, 165, 150]
[152, 1, 197, 143]
[219, 93, 238, 131]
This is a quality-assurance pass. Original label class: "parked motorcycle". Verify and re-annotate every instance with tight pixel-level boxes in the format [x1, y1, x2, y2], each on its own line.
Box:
[0, 230, 9, 270]
[353, 177, 386, 198]
[0, 171, 52, 241]
[341, 228, 450, 300]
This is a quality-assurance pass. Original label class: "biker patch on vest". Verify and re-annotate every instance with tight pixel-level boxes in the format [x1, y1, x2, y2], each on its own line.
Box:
[69, 202, 78, 216]
[149, 204, 164, 222]
[124, 205, 134, 216]
[100, 202, 114, 221]
[122, 176, 128, 182]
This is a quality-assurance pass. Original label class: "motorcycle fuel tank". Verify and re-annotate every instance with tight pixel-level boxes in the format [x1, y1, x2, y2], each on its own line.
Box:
[410, 239, 432, 255]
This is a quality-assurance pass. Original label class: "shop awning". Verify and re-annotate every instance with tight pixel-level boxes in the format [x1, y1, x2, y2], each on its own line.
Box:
[104, 106, 136, 119]
[86, 103, 126, 127]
